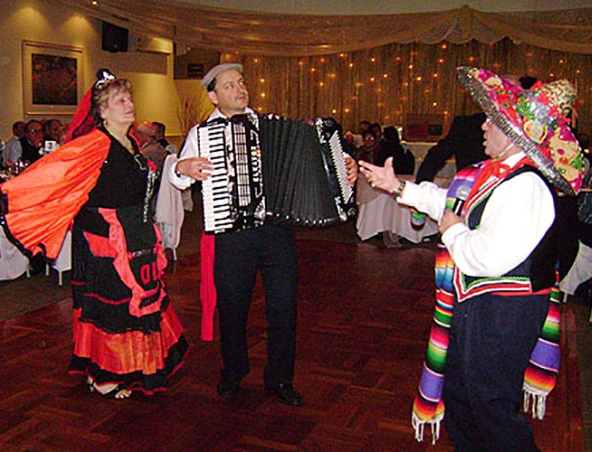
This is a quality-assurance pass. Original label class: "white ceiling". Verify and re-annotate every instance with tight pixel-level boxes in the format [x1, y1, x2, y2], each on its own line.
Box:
[175, 0, 592, 15]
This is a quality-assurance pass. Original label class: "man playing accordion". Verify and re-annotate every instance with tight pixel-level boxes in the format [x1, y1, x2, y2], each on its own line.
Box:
[170, 63, 358, 406]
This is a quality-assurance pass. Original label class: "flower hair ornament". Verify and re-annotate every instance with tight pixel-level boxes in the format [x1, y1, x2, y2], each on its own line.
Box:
[457, 66, 585, 195]
[94, 69, 116, 90]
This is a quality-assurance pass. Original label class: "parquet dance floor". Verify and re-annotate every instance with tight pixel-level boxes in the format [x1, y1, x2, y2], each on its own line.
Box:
[0, 220, 584, 450]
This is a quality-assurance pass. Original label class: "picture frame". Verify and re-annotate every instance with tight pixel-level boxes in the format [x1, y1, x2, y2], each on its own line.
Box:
[22, 40, 84, 116]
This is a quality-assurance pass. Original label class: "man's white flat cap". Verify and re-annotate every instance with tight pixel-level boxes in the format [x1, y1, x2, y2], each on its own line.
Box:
[201, 63, 243, 89]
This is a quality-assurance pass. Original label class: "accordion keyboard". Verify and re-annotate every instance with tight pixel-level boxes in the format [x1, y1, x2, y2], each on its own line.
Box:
[328, 130, 354, 211]
[198, 121, 234, 232]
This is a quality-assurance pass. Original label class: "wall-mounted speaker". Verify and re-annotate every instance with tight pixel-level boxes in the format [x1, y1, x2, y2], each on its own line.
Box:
[102, 21, 129, 53]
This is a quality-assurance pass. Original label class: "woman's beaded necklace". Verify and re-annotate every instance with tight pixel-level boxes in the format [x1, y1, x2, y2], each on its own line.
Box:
[105, 124, 134, 154]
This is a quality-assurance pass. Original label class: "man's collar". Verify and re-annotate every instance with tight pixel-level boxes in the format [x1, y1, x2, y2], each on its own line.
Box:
[210, 106, 255, 120]
[502, 151, 527, 168]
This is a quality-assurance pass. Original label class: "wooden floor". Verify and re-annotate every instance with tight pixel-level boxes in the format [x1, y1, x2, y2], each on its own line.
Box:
[0, 214, 585, 450]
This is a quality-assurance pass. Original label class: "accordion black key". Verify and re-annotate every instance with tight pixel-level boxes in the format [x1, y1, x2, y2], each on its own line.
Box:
[196, 113, 355, 234]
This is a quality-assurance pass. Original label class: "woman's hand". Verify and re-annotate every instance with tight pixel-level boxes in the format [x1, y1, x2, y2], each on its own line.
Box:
[358, 157, 400, 195]
[176, 157, 213, 181]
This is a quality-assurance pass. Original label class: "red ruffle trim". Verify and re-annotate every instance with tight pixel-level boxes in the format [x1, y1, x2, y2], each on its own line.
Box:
[71, 303, 184, 376]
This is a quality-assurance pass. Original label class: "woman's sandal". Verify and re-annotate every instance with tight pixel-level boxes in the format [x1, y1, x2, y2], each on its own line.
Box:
[86, 377, 131, 399]
[99, 384, 131, 400]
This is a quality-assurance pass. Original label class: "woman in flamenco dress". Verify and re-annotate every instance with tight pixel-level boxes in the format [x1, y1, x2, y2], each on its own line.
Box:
[0, 70, 188, 399]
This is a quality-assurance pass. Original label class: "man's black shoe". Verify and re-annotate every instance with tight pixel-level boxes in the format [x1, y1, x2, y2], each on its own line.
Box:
[217, 376, 240, 398]
[266, 383, 302, 406]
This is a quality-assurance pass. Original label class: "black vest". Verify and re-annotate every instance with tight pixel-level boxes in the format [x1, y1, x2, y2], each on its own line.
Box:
[464, 166, 558, 292]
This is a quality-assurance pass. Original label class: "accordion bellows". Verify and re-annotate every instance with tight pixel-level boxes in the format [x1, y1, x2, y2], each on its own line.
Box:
[197, 113, 355, 234]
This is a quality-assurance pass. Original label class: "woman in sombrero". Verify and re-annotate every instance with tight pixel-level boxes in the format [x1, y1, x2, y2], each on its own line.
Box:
[0, 70, 188, 399]
[359, 67, 584, 449]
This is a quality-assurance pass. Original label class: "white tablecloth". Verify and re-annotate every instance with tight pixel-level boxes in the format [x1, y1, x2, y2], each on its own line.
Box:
[404, 141, 436, 161]
[355, 177, 439, 244]
[0, 228, 71, 283]
[0, 228, 29, 280]
[52, 231, 71, 272]
[404, 141, 456, 179]
[45, 231, 71, 285]
[155, 154, 184, 261]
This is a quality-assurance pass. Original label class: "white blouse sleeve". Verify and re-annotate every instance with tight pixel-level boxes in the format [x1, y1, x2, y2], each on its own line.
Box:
[398, 180, 449, 222]
[169, 125, 199, 190]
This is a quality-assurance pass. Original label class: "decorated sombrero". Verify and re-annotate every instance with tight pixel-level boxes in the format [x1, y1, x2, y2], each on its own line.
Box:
[457, 66, 584, 195]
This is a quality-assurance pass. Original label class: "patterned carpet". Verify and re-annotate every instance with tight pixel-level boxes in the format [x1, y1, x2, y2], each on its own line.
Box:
[0, 271, 71, 322]
[1, 201, 590, 449]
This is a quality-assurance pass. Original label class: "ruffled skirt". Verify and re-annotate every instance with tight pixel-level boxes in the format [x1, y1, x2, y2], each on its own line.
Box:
[68, 206, 188, 394]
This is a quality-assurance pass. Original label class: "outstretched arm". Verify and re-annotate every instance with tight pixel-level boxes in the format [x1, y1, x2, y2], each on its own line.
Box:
[358, 157, 403, 196]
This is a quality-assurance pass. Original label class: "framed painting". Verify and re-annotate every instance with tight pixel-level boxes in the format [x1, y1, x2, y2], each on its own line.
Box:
[22, 41, 84, 115]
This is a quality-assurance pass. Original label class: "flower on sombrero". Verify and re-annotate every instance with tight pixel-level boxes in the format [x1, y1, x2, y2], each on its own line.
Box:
[457, 66, 584, 195]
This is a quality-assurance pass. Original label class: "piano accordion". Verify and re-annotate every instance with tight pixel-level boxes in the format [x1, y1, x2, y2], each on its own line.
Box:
[195, 113, 355, 234]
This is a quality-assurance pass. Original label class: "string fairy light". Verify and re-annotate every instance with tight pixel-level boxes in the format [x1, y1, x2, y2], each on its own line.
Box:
[243, 38, 591, 133]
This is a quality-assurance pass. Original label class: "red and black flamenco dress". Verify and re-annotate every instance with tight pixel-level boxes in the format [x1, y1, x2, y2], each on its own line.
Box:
[0, 128, 188, 394]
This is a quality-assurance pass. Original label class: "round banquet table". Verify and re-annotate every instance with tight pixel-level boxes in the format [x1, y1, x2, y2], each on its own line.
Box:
[0, 227, 29, 281]
[355, 176, 447, 244]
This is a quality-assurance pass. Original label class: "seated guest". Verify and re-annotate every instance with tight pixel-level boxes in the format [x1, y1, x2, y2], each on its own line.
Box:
[43, 118, 63, 144]
[355, 130, 381, 164]
[348, 120, 371, 148]
[1, 121, 25, 167]
[131, 121, 169, 171]
[153, 121, 170, 147]
[6, 119, 44, 167]
[131, 120, 157, 146]
[369, 122, 385, 144]
[378, 126, 415, 174]
[359, 120, 370, 134]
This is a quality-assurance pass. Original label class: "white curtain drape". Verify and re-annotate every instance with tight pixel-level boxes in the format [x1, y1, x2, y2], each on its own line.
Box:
[58, 1, 592, 134]
[57, 2, 592, 56]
